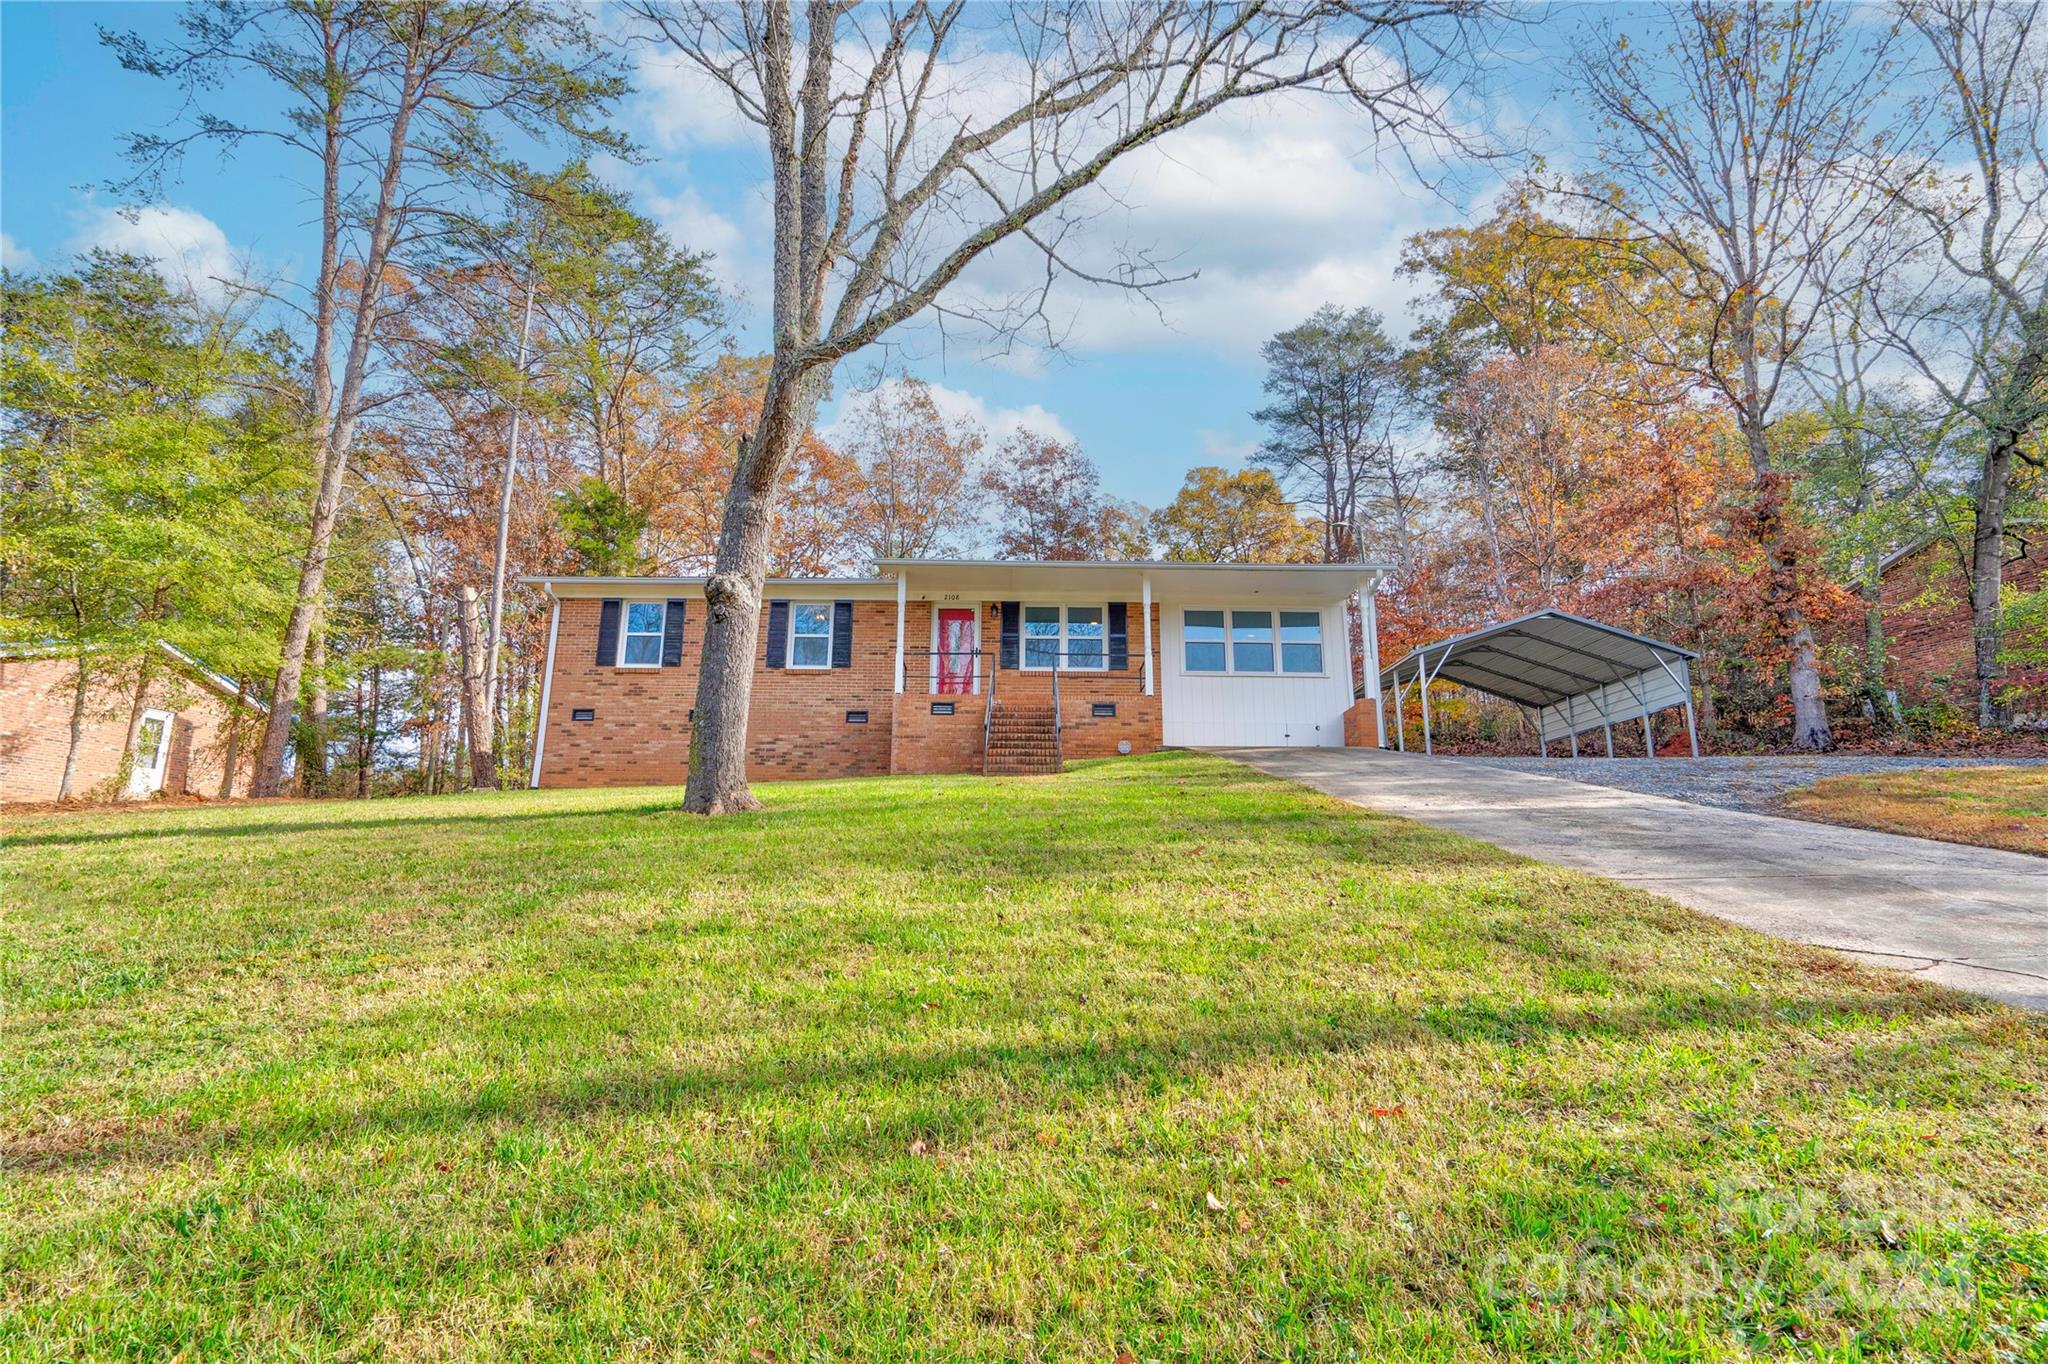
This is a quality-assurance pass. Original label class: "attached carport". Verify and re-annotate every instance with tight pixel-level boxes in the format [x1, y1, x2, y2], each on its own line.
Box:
[1378, 610, 1700, 758]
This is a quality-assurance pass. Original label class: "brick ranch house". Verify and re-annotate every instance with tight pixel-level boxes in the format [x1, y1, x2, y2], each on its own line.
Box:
[526, 558, 1391, 786]
[0, 642, 261, 803]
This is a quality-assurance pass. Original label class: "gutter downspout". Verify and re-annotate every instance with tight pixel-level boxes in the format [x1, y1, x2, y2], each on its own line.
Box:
[529, 587, 561, 789]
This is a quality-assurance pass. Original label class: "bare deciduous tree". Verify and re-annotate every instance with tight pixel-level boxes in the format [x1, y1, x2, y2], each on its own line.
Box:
[110, 1, 626, 796]
[1865, 0, 2048, 726]
[832, 377, 986, 565]
[1252, 304, 1416, 565]
[1569, 0, 1895, 749]
[627, 0, 1490, 811]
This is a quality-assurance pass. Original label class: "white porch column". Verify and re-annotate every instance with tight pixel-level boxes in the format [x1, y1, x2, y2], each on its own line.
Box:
[892, 573, 907, 694]
[1360, 578, 1384, 747]
[1140, 573, 1154, 696]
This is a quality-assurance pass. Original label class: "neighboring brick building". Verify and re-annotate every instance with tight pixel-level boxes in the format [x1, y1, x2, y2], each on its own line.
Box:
[0, 643, 260, 804]
[527, 557, 1388, 788]
[1873, 526, 2047, 707]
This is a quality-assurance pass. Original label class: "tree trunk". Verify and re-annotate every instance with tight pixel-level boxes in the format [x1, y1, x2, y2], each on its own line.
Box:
[219, 684, 248, 798]
[1860, 554, 1886, 709]
[366, 663, 381, 796]
[117, 653, 156, 799]
[684, 361, 827, 813]
[295, 625, 330, 797]
[1744, 419, 1830, 750]
[251, 35, 428, 797]
[1967, 307, 2046, 728]
[57, 652, 92, 802]
[457, 583, 498, 789]
[483, 271, 537, 735]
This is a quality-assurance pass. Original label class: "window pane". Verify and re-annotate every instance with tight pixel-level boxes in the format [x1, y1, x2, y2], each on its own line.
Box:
[1067, 605, 1104, 668]
[136, 717, 167, 764]
[626, 602, 665, 634]
[1024, 605, 1059, 667]
[788, 602, 831, 666]
[622, 633, 662, 666]
[1279, 611, 1323, 673]
[1231, 610, 1274, 672]
[1183, 610, 1225, 671]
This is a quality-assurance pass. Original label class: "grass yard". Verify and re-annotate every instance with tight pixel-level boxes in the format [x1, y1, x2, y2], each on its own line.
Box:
[1779, 766, 2048, 857]
[4, 753, 2045, 1362]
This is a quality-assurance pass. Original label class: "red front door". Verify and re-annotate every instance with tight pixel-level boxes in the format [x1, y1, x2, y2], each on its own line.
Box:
[937, 608, 976, 694]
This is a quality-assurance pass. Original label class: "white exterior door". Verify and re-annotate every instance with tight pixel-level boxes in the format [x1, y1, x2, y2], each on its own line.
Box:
[1159, 602, 1355, 747]
[127, 709, 173, 797]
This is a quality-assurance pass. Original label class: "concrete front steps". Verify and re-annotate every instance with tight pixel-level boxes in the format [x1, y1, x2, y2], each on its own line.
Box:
[985, 704, 1061, 776]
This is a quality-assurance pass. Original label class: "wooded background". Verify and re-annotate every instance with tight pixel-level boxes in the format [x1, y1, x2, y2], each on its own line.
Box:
[3, 0, 2043, 800]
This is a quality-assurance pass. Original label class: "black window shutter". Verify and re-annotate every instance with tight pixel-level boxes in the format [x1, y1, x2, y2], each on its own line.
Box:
[831, 600, 854, 668]
[1107, 602, 1130, 670]
[596, 598, 621, 667]
[661, 599, 687, 667]
[998, 601, 1020, 669]
[764, 599, 789, 668]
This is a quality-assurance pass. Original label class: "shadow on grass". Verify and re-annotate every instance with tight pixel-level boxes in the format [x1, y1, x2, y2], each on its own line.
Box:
[14, 980, 1986, 1177]
[0, 797, 705, 848]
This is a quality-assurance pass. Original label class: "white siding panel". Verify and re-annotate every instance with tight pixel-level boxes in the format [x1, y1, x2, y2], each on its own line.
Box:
[1160, 601, 1355, 747]
[1535, 666, 1690, 743]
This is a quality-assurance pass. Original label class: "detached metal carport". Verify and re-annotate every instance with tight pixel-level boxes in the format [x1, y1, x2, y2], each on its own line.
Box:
[1379, 610, 1700, 758]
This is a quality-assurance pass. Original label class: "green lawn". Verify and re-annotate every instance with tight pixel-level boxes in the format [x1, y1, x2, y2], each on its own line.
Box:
[4, 753, 2044, 1361]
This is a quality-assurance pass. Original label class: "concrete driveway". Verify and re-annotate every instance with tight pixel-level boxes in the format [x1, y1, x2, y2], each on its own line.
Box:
[1226, 746, 2048, 1010]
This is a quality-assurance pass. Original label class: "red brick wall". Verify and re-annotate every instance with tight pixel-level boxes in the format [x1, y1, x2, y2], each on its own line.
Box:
[1341, 698, 1379, 747]
[890, 692, 990, 774]
[1, 654, 253, 804]
[1876, 533, 2047, 703]
[536, 597, 898, 787]
[537, 594, 1167, 787]
[964, 601, 1163, 760]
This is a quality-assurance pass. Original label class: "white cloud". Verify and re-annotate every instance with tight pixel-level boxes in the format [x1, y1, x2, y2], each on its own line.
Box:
[820, 374, 1074, 451]
[634, 48, 759, 150]
[70, 205, 244, 302]
[1198, 429, 1260, 463]
[645, 182, 745, 268]
[925, 85, 1481, 359]
[0, 233, 34, 270]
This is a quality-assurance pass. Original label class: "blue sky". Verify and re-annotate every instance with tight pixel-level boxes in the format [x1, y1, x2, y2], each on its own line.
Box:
[1, 2, 1574, 509]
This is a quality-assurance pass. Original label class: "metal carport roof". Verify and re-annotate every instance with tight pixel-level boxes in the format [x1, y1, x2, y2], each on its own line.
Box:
[1377, 610, 1699, 756]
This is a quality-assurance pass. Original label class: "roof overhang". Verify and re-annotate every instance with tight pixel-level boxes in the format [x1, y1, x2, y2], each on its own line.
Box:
[523, 575, 901, 601]
[878, 558, 1388, 602]
[527, 559, 1391, 605]
[1379, 610, 1696, 742]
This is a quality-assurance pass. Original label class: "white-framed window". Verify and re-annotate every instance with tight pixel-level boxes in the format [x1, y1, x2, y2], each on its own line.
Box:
[1183, 610, 1227, 671]
[1182, 608, 1325, 675]
[1022, 604, 1107, 670]
[1278, 610, 1324, 674]
[1231, 610, 1275, 672]
[618, 600, 667, 667]
[789, 602, 833, 668]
